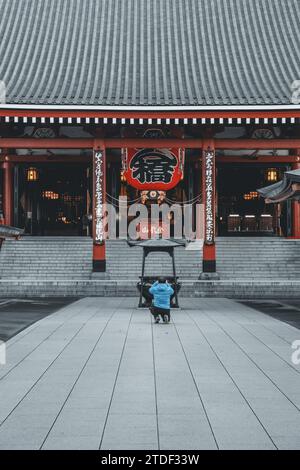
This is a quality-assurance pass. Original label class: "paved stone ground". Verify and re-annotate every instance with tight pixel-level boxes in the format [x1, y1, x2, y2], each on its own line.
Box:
[0, 297, 300, 450]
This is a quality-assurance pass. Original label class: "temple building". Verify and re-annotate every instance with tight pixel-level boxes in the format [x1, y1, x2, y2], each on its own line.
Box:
[0, 0, 300, 279]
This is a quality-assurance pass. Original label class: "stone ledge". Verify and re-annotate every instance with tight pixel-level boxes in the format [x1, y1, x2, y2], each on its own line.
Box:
[1, 279, 300, 299]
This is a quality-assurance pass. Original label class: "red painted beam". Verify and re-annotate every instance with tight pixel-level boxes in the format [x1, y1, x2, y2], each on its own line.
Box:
[0, 139, 96, 149]
[0, 138, 198, 149]
[106, 138, 300, 149]
[1, 154, 297, 164]
[214, 140, 300, 150]
[1, 138, 300, 150]
[216, 156, 300, 163]
[0, 155, 91, 163]
[1, 108, 300, 119]
[105, 139, 201, 148]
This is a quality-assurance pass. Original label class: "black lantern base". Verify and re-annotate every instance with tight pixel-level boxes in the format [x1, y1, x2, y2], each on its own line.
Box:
[137, 276, 181, 308]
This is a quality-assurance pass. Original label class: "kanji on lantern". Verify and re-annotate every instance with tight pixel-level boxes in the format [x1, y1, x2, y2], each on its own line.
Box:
[123, 148, 184, 190]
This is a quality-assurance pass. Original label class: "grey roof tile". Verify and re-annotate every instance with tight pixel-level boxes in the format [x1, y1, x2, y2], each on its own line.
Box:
[0, 0, 299, 107]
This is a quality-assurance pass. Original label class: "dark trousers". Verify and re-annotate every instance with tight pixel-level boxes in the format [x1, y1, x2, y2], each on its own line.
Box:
[150, 306, 170, 321]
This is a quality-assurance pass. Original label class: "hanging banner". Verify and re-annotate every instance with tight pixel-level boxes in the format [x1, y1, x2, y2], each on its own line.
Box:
[93, 150, 105, 244]
[204, 149, 215, 245]
[123, 148, 184, 190]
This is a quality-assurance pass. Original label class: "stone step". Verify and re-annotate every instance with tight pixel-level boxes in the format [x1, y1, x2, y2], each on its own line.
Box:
[1, 236, 300, 282]
[0, 237, 93, 280]
[0, 279, 300, 299]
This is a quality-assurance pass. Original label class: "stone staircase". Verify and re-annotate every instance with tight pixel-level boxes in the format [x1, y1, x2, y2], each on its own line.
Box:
[217, 237, 300, 280]
[0, 237, 93, 280]
[1, 237, 300, 282]
[1, 236, 300, 298]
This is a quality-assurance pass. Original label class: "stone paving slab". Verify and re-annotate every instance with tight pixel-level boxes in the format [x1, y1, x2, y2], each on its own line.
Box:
[0, 297, 300, 450]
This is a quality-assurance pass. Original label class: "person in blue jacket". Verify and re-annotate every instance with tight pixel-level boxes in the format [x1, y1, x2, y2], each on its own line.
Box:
[149, 277, 174, 323]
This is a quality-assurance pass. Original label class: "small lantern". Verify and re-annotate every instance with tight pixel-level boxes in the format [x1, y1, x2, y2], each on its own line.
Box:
[27, 167, 39, 182]
[266, 168, 278, 182]
[42, 190, 59, 200]
[120, 170, 126, 183]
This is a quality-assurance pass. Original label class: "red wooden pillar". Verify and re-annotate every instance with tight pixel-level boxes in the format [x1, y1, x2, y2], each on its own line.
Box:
[200, 139, 219, 279]
[2, 159, 14, 226]
[92, 145, 106, 272]
[0, 163, 4, 223]
[292, 159, 300, 239]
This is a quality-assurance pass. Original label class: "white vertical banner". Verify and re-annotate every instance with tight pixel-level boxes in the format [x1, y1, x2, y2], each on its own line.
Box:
[204, 149, 215, 245]
[94, 150, 105, 244]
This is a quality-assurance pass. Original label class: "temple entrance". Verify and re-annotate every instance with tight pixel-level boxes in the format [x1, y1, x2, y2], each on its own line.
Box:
[120, 155, 201, 240]
[217, 164, 292, 237]
[15, 163, 91, 236]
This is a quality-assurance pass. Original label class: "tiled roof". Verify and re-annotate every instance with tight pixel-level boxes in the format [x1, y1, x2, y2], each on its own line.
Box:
[258, 169, 300, 202]
[0, 0, 299, 107]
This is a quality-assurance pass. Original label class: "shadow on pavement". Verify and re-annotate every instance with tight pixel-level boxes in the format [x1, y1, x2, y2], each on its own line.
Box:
[238, 299, 300, 331]
[0, 297, 78, 342]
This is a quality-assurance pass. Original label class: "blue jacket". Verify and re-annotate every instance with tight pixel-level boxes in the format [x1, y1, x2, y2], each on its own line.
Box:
[149, 281, 174, 309]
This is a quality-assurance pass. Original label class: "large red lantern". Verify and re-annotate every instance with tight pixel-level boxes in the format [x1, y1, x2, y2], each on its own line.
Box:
[122, 147, 184, 190]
